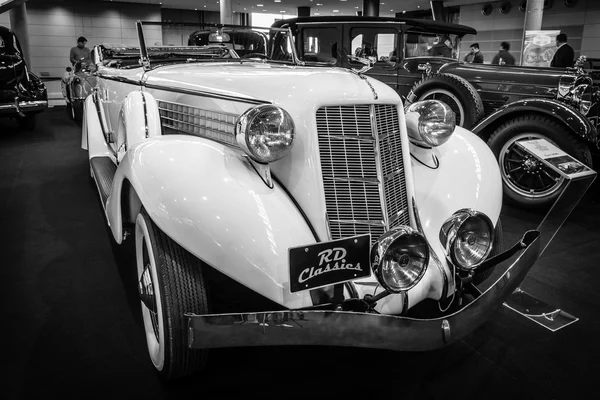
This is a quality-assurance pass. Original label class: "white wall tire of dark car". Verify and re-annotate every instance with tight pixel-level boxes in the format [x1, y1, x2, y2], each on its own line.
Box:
[487, 115, 593, 210]
[135, 208, 209, 380]
[406, 73, 485, 130]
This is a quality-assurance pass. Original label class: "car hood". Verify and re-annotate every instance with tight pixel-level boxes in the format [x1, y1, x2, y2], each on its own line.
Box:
[144, 62, 393, 105]
[438, 61, 569, 86]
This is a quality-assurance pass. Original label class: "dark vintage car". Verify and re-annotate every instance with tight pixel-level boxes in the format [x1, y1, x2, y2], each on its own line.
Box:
[0, 25, 47, 130]
[272, 16, 599, 209]
[61, 55, 97, 122]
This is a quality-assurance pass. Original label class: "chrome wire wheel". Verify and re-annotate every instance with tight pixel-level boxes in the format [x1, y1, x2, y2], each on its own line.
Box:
[419, 88, 464, 127]
[498, 133, 564, 199]
[135, 213, 165, 372]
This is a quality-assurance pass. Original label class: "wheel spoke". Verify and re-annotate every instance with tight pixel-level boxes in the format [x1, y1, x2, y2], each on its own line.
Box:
[508, 166, 523, 174]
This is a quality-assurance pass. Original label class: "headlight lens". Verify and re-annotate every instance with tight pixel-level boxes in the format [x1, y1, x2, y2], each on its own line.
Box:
[573, 84, 593, 116]
[370, 226, 429, 293]
[405, 100, 455, 147]
[439, 209, 494, 270]
[235, 105, 295, 163]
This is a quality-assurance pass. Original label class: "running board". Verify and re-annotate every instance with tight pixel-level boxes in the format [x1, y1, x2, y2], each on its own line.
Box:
[90, 156, 117, 208]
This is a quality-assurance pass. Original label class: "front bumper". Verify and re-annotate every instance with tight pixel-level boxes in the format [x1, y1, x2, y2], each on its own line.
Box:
[187, 230, 540, 351]
[0, 99, 48, 115]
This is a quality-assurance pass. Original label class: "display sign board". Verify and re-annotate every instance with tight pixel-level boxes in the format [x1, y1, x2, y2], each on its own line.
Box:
[521, 30, 560, 67]
[516, 139, 594, 179]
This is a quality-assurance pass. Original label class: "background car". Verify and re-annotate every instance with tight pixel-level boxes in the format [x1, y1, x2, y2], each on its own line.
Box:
[61, 54, 97, 122]
[272, 16, 599, 209]
[0, 25, 47, 130]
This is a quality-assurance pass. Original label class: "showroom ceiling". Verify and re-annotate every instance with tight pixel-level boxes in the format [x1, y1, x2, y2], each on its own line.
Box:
[100, 0, 488, 17]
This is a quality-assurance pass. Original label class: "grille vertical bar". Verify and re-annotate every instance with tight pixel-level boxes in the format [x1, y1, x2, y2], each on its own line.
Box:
[317, 104, 410, 245]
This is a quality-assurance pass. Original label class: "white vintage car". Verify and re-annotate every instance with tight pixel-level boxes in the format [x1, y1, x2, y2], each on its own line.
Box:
[82, 23, 541, 380]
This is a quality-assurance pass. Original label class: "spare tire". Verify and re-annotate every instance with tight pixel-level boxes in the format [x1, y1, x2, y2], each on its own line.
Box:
[406, 73, 485, 130]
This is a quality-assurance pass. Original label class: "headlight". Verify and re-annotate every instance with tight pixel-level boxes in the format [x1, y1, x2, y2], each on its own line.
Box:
[405, 100, 455, 147]
[439, 209, 494, 270]
[572, 84, 593, 116]
[370, 226, 429, 293]
[235, 104, 295, 163]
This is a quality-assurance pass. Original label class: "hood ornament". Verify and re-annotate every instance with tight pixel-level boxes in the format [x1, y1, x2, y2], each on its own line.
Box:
[346, 55, 378, 100]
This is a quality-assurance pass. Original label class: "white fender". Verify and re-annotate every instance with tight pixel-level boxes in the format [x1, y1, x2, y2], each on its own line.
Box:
[412, 126, 503, 268]
[82, 95, 112, 159]
[106, 135, 317, 309]
[116, 91, 162, 162]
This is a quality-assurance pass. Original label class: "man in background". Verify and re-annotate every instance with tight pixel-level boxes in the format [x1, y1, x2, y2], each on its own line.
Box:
[69, 36, 91, 66]
[550, 33, 574, 68]
[492, 42, 515, 65]
[464, 43, 484, 63]
[429, 35, 453, 58]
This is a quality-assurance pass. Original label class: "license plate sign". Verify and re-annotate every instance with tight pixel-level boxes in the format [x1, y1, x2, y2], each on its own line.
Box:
[289, 234, 371, 293]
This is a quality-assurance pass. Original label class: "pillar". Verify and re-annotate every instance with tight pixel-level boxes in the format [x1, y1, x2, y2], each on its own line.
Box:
[239, 12, 250, 26]
[220, 0, 233, 25]
[356, 11, 363, 16]
[9, 2, 31, 67]
[430, 0, 446, 21]
[363, 0, 379, 17]
[523, 0, 544, 31]
[297, 6, 310, 17]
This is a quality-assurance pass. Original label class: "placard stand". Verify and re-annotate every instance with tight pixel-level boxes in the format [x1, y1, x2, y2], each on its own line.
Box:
[503, 139, 597, 331]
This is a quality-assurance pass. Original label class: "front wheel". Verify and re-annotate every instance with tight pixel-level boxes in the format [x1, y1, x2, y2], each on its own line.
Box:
[135, 208, 209, 380]
[487, 115, 593, 210]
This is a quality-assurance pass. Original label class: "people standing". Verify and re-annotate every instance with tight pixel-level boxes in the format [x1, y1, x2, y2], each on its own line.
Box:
[491, 42, 515, 65]
[69, 36, 91, 66]
[464, 43, 484, 63]
[550, 33, 575, 68]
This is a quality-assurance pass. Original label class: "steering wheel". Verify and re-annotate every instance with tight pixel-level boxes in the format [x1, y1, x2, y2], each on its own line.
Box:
[241, 53, 270, 60]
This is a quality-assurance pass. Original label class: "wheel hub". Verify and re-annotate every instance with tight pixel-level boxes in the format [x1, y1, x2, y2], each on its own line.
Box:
[522, 157, 540, 173]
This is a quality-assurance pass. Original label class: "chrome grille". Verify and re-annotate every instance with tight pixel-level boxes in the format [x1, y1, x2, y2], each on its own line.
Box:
[158, 100, 238, 146]
[317, 104, 410, 244]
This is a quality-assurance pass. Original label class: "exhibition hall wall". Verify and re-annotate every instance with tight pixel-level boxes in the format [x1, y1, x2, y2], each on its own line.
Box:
[459, 0, 600, 64]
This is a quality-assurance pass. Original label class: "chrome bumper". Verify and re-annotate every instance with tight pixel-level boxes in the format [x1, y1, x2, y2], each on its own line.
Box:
[0, 100, 47, 114]
[187, 230, 540, 351]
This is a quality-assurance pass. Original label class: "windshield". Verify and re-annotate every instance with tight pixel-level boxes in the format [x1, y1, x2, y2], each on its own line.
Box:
[99, 26, 299, 69]
[404, 31, 461, 59]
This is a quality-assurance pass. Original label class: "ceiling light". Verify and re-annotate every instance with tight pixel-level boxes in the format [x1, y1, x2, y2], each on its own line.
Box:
[316, 3, 322, 5]
[314, 12, 320, 15]
[263, 9, 267, 11]
[333, 9, 339, 12]
[257, 3, 263, 5]
[274, 0, 281, 2]
[355, 6, 359, 8]
[280, 10, 286, 12]
[417, 5, 420, 8]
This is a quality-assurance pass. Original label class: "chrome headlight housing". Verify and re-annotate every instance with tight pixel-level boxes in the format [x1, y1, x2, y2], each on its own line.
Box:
[572, 84, 593, 116]
[405, 100, 455, 147]
[439, 209, 494, 271]
[370, 226, 429, 293]
[235, 105, 295, 163]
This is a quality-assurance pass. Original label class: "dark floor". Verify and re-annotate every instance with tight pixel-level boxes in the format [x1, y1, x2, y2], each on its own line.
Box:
[2, 108, 600, 400]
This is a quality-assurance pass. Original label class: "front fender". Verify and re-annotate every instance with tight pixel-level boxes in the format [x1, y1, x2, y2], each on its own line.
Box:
[411, 126, 503, 261]
[472, 98, 598, 143]
[107, 135, 317, 309]
[115, 90, 161, 162]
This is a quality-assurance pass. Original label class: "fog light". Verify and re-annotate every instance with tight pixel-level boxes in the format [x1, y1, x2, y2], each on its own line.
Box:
[439, 209, 494, 270]
[370, 226, 429, 293]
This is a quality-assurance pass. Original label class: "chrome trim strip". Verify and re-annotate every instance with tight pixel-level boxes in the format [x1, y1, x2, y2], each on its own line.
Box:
[186, 230, 541, 351]
[329, 219, 386, 227]
[98, 75, 140, 86]
[372, 104, 390, 230]
[145, 82, 271, 106]
[383, 168, 404, 182]
[323, 176, 380, 184]
[92, 89, 112, 143]
[141, 91, 149, 138]
[157, 99, 239, 119]
[326, 134, 376, 143]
